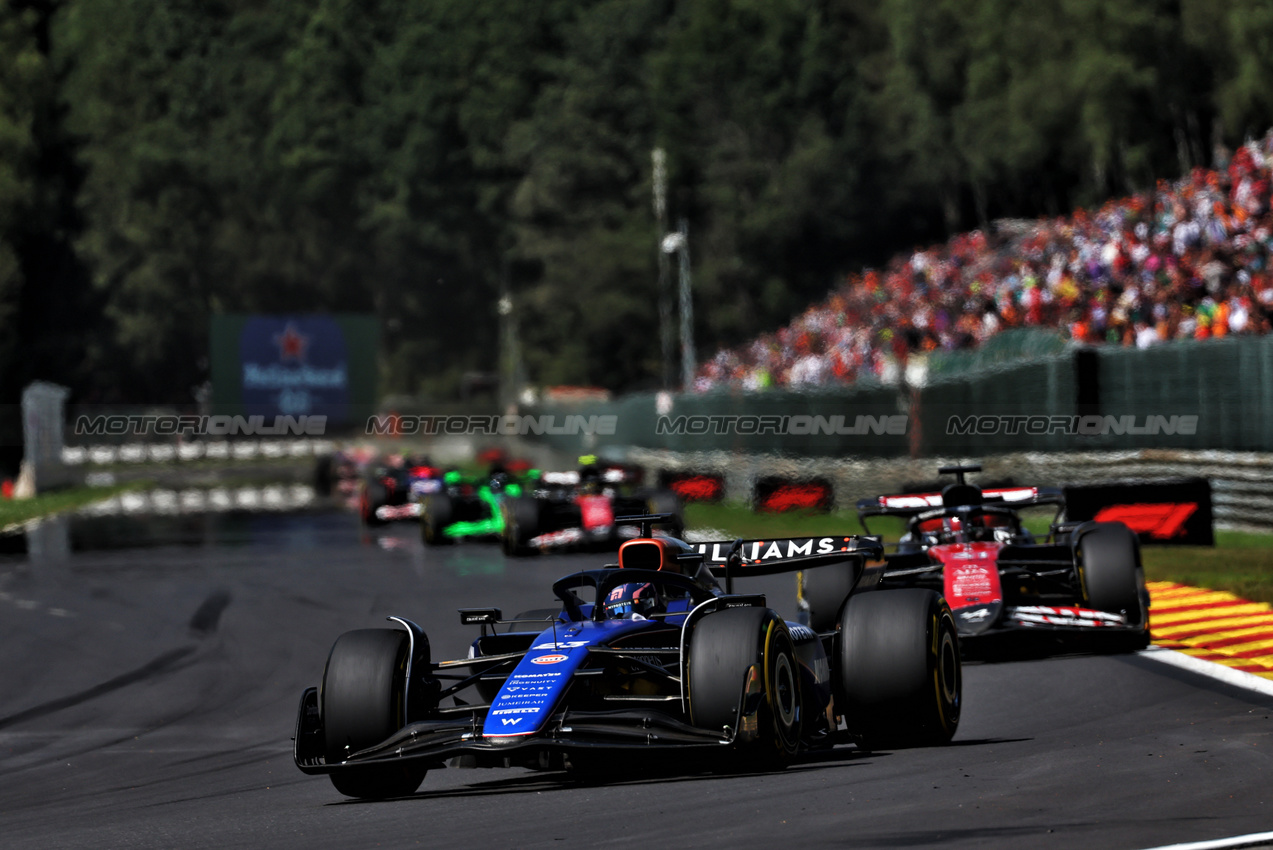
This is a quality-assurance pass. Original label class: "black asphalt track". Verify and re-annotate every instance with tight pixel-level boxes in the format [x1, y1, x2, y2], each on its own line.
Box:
[0, 510, 1270, 849]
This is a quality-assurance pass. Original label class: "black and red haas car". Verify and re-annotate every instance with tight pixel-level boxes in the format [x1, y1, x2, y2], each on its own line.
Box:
[801, 465, 1150, 652]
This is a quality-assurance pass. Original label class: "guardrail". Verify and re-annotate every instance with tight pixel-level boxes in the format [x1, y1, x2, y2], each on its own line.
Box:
[75, 484, 318, 516]
[62, 440, 336, 466]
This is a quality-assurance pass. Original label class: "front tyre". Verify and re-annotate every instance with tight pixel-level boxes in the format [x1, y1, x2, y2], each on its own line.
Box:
[837, 589, 960, 749]
[1079, 522, 1150, 650]
[421, 493, 454, 546]
[501, 497, 541, 556]
[321, 629, 427, 798]
[688, 607, 801, 767]
[360, 481, 388, 526]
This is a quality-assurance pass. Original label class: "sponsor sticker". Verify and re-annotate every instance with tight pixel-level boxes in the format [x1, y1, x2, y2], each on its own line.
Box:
[531, 640, 588, 650]
[531, 654, 569, 665]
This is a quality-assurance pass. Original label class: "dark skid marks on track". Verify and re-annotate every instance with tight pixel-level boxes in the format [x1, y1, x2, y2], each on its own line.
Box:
[188, 589, 232, 637]
[0, 646, 197, 731]
[4, 509, 1273, 850]
[0, 588, 229, 731]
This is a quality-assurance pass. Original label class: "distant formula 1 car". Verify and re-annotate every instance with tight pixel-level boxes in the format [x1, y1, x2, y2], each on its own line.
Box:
[314, 447, 376, 498]
[499, 461, 684, 556]
[802, 465, 1149, 650]
[359, 457, 444, 526]
[420, 469, 529, 545]
[293, 518, 960, 799]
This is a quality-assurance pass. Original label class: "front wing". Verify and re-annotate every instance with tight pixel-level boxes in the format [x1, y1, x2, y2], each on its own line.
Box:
[293, 688, 735, 775]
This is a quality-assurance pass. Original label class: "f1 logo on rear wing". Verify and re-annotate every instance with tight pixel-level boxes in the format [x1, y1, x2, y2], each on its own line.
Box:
[1093, 503, 1198, 539]
[1066, 478, 1213, 546]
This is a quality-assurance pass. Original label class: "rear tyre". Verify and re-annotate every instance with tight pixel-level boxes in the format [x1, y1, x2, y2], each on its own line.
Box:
[837, 589, 960, 749]
[360, 481, 388, 526]
[421, 493, 453, 546]
[501, 497, 541, 556]
[314, 455, 335, 496]
[1079, 522, 1149, 649]
[801, 563, 859, 633]
[688, 607, 801, 767]
[321, 629, 427, 798]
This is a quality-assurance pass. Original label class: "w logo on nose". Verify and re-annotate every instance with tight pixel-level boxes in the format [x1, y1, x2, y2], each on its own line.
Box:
[500, 717, 522, 726]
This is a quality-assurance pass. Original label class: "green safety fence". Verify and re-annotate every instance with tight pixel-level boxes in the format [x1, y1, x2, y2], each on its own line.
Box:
[527, 336, 1273, 458]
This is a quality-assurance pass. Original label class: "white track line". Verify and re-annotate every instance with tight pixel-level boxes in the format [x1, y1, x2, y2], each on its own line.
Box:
[1135, 829, 1273, 850]
[1138, 645, 1273, 698]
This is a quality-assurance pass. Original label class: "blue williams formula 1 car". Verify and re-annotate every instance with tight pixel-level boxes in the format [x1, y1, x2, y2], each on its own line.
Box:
[292, 518, 962, 799]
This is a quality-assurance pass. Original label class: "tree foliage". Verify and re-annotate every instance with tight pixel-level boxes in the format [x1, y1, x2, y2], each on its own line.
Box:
[2, 0, 1271, 404]
[0, 3, 47, 381]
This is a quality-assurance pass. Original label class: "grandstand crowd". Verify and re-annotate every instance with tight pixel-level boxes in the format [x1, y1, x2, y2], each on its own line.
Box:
[695, 131, 1273, 392]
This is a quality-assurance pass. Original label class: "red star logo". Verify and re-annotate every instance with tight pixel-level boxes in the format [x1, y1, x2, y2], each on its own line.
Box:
[274, 322, 308, 363]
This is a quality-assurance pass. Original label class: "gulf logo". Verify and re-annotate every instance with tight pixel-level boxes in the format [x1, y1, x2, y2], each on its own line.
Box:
[532, 654, 569, 665]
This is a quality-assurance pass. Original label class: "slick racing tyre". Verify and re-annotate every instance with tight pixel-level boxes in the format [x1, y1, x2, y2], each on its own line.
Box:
[314, 454, 335, 496]
[1078, 522, 1149, 649]
[360, 481, 388, 526]
[421, 493, 453, 546]
[501, 497, 541, 556]
[801, 562, 859, 634]
[837, 589, 960, 750]
[687, 607, 801, 767]
[321, 629, 428, 799]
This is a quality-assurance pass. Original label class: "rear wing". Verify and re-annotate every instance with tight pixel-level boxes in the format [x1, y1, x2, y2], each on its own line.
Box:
[856, 486, 1065, 518]
[694, 536, 884, 580]
[539, 465, 640, 487]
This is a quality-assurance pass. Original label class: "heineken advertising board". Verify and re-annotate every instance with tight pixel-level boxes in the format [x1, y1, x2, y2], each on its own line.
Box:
[210, 315, 378, 426]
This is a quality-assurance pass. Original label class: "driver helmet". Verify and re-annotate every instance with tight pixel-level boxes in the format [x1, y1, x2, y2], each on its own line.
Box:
[970, 512, 1013, 542]
[578, 454, 603, 493]
[604, 582, 663, 619]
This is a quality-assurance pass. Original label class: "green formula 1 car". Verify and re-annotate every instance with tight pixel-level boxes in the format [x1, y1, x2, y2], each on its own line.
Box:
[420, 469, 532, 545]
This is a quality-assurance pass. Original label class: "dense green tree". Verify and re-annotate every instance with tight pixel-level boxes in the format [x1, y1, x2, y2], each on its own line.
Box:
[0, 3, 45, 379]
[1195, 0, 1273, 141]
[6, 0, 1272, 408]
[55, 0, 240, 400]
[505, 0, 668, 388]
[649, 0, 881, 356]
[356, 0, 564, 397]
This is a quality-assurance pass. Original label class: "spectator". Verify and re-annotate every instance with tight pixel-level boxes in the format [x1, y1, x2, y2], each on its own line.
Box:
[696, 129, 1273, 392]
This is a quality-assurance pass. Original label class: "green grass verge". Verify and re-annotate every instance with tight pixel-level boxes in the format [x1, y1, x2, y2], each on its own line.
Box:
[1141, 539, 1273, 606]
[686, 501, 1273, 606]
[0, 481, 153, 530]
